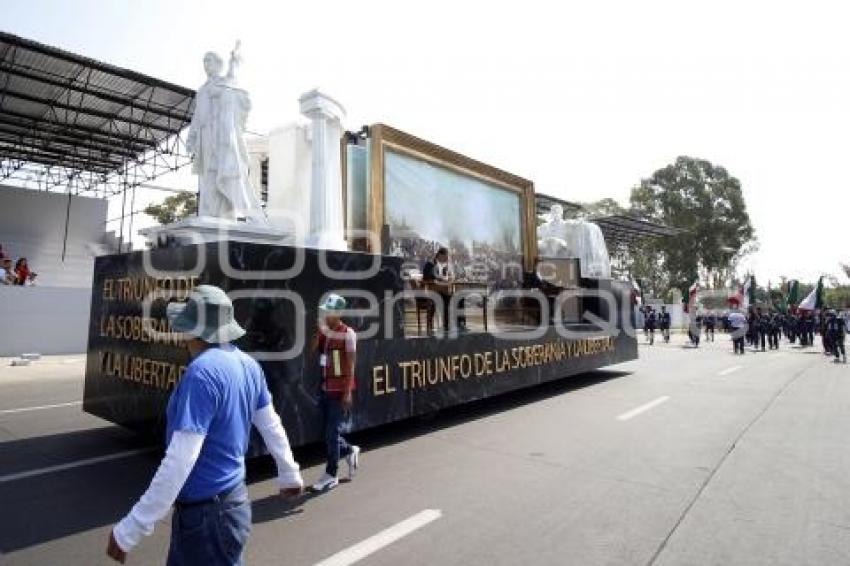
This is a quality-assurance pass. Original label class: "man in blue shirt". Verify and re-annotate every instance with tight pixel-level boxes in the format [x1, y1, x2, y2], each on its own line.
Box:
[107, 285, 303, 565]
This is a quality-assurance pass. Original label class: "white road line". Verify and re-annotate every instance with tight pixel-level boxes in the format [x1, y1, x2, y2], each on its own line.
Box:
[0, 401, 82, 415]
[617, 396, 670, 421]
[314, 509, 442, 566]
[0, 447, 156, 484]
[718, 365, 743, 376]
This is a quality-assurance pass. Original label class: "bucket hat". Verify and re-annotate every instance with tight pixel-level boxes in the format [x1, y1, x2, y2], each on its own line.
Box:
[319, 293, 347, 312]
[166, 285, 246, 343]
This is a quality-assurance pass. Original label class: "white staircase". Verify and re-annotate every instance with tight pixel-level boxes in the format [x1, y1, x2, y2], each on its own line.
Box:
[0, 230, 120, 288]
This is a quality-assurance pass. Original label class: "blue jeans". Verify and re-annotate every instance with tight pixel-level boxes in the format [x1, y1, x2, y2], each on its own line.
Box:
[167, 482, 251, 566]
[320, 392, 352, 476]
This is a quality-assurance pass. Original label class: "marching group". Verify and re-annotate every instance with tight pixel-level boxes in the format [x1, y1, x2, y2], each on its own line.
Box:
[638, 304, 847, 363]
[639, 306, 720, 347]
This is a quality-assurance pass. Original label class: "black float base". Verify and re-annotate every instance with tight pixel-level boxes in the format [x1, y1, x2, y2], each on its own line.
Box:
[83, 242, 637, 451]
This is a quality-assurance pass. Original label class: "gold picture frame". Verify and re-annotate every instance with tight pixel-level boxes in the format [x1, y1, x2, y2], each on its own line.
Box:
[367, 123, 537, 272]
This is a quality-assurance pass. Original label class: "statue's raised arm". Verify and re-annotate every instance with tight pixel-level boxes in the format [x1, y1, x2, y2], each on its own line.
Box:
[188, 43, 265, 223]
[226, 40, 242, 83]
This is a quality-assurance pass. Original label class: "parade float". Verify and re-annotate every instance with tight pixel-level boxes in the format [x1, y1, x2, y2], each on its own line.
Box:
[83, 45, 637, 449]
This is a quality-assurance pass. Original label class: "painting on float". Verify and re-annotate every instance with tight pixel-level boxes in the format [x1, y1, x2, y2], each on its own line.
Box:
[384, 149, 524, 285]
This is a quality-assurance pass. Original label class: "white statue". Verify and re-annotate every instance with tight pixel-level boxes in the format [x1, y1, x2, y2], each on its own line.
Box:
[536, 203, 612, 278]
[187, 42, 266, 223]
[537, 203, 571, 257]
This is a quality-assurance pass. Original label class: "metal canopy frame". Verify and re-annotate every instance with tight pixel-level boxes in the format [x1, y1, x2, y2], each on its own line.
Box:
[591, 214, 683, 247]
[535, 196, 682, 245]
[535, 192, 584, 218]
[592, 214, 684, 280]
[0, 31, 195, 197]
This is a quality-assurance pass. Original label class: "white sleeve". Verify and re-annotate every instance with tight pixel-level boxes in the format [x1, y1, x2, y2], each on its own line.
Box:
[345, 328, 357, 353]
[252, 403, 303, 489]
[112, 431, 204, 552]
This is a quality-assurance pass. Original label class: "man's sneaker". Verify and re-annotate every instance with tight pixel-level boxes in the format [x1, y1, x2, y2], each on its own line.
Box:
[312, 473, 339, 492]
[346, 445, 360, 479]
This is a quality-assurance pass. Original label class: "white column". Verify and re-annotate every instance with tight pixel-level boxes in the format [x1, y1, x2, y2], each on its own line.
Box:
[299, 89, 347, 251]
[266, 123, 312, 239]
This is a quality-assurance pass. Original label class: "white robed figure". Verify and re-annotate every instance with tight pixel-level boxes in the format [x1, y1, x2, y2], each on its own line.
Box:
[537, 204, 571, 257]
[536, 204, 611, 278]
[187, 42, 265, 222]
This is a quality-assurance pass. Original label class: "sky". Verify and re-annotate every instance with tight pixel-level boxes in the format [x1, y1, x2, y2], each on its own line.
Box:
[4, 0, 849, 284]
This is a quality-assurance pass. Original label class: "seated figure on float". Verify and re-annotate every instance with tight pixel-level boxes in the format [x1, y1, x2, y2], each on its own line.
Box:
[537, 204, 571, 258]
[536, 204, 611, 279]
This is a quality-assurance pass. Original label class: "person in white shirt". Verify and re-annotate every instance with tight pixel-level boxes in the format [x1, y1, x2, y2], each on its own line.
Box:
[728, 309, 747, 355]
[106, 285, 303, 565]
[0, 258, 14, 285]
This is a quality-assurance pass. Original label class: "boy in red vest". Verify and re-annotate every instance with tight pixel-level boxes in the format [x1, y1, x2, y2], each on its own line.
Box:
[311, 294, 360, 491]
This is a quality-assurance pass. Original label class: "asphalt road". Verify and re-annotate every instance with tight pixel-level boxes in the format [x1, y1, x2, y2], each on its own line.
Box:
[1, 333, 849, 566]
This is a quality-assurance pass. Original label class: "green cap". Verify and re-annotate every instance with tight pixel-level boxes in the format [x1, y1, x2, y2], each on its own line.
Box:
[166, 284, 246, 343]
[319, 293, 347, 312]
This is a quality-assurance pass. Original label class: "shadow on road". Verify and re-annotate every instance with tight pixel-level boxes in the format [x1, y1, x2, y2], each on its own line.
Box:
[0, 368, 629, 553]
[249, 368, 632, 479]
[0, 427, 158, 554]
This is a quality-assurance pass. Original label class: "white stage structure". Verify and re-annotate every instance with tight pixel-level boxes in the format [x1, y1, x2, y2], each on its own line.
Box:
[0, 31, 195, 356]
[0, 32, 359, 355]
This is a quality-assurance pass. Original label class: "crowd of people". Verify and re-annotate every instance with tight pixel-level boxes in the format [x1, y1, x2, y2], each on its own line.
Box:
[638, 303, 848, 363]
[0, 243, 36, 286]
[727, 306, 847, 363]
[638, 305, 672, 345]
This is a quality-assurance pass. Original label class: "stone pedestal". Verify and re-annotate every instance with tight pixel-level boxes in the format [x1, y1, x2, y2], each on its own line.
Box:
[299, 89, 348, 251]
[266, 123, 312, 242]
[139, 215, 291, 248]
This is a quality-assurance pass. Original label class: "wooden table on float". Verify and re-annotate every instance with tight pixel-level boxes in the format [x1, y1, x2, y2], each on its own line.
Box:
[423, 280, 491, 332]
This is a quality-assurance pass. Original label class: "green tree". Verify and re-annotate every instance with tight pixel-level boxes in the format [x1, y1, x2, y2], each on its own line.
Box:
[621, 240, 668, 297]
[629, 156, 756, 294]
[825, 286, 850, 308]
[144, 192, 198, 225]
[579, 198, 626, 219]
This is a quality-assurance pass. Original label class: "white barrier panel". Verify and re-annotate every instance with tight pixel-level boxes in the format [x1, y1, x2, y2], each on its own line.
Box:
[0, 286, 91, 356]
[0, 184, 109, 288]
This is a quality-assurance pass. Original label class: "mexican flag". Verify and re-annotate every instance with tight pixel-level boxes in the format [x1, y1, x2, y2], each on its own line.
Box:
[630, 278, 642, 306]
[731, 275, 754, 310]
[798, 276, 824, 312]
[773, 291, 789, 313]
[746, 275, 756, 309]
[786, 279, 800, 306]
[684, 279, 699, 313]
